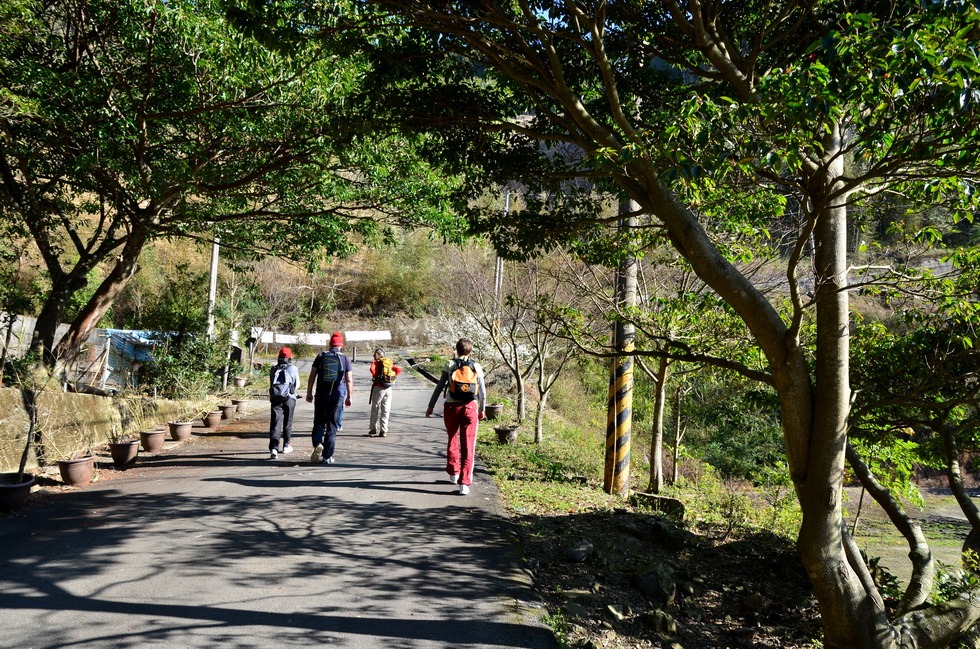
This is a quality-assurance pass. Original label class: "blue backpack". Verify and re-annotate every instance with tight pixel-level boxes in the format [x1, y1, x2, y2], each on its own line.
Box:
[318, 351, 344, 392]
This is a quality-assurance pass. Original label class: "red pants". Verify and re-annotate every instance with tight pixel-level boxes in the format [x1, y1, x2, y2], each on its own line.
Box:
[444, 401, 478, 485]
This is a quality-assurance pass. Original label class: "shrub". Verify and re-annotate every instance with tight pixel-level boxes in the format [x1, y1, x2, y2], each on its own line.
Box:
[143, 335, 225, 400]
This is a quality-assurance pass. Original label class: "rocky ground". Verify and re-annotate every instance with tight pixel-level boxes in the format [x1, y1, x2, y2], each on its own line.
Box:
[512, 508, 821, 649]
[508, 484, 978, 649]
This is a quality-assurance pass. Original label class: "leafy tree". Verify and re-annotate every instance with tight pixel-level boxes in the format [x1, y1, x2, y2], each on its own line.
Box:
[0, 0, 461, 369]
[846, 255, 980, 612]
[229, 1, 980, 646]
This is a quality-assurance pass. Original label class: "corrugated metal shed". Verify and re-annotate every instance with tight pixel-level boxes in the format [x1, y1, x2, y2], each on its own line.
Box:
[101, 329, 159, 388]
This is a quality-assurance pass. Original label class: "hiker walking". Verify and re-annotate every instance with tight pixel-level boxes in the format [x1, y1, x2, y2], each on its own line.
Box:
[368, 347, 401, 437]
[425, 337, 486, 495]
[307, 332, 353, 465]
[268, 347, 299, 459]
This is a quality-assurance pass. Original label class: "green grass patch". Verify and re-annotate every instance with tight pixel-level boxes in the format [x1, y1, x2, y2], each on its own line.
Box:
[477, 429, 618, 515]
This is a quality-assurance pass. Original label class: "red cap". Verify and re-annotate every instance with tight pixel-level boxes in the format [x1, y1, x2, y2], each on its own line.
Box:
[279, 347, 292, 358]
[330, 332, 344, 347]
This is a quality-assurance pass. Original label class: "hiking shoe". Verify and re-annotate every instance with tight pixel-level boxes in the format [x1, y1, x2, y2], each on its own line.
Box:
[459, 484, 470, 496]
[378, 431, 387, 437]
[282, 445, 293, 454]
[270, 449, 278, 459]
[311, 444, 323, 464]
[325, 456, 335, 464]
[368, 430, 377, 437]
[449, 474, 460, 484]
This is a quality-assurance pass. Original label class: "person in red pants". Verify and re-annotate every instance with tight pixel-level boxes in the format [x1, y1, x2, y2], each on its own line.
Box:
[425, 337, 486, 495]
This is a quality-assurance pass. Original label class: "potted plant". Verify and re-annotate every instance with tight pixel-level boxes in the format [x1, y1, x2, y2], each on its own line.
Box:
[2, 355, 49, 508]
[219, 404, 237, 420]
[230, 361, 248, 388]
[484, 404, 504, 420]
[140, 428, 167, 452]
[57, 451, 95, 486]
[231, 387, 250, 415]
[484, 396, 511, 421]
[0, 472, 36, 512]
[494, 423, 520, 444]
[167, 420, 193, 441]
[107, 428, 140, 469]
[201, 408, 223, 429]
[1, 390, 39, 510]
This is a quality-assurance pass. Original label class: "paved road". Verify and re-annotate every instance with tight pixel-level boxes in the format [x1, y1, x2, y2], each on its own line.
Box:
[0, 358, 557, 649]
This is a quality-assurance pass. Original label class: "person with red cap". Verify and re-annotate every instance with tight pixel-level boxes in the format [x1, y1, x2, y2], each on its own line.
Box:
[306, 332, 353, 464]
[268, 347, 299, 459]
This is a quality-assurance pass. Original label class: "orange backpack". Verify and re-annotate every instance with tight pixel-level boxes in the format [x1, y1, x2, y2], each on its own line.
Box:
[447, 358, 478, 402]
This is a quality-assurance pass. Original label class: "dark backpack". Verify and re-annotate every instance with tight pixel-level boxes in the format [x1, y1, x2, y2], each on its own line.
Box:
[269, 363, 291, 403]
[447, 358, 478, 402]
[318, 351, 344, 392]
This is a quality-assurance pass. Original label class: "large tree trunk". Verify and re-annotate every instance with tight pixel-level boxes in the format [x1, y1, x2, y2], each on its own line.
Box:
[793, 141, 892, 648]
[625, 140, 895, 646]
[53, 228, 148, 363]
[30, 266, 98, 366]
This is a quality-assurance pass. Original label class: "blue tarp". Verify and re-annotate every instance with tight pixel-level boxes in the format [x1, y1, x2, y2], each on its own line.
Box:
[101, 329, 161, 387]
[104, 329, 157, 362]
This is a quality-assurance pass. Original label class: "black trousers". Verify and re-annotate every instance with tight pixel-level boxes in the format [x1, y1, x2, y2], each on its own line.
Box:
[269, 398, 296, 450]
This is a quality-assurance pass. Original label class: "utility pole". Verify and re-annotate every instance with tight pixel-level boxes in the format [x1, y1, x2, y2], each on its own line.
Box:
[604, 200, 637, 497]
[493, 192, 509, 302]
[492, 192, 509, 339]
[206, 235, 219, 340]
[206, 234, 228, 388]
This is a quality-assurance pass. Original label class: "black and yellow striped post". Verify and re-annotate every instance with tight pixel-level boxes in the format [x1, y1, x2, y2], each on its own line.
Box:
[604, 340, 634, 496]
[603, 201, 637, 497]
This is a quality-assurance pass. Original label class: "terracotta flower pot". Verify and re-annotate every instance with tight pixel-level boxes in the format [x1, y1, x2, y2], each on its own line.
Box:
[484, 404, 504, 420]
[202, 411, 223, 429]
[109, 440, 140, 468]
[0, 473, 35, 512]
[140, 429, 167, 452]
[58, 456, 95, 487]
[219, 404, 237, 420]
[494, 425, 519, 445]
[233, 377, 247, 388]
[231, 398, 248, 415]
[168, 421, 193, 441]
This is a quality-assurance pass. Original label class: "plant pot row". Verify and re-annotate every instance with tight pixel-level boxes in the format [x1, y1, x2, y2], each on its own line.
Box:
[1, 399, 253, 513]
[201, 400, 247, 429]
